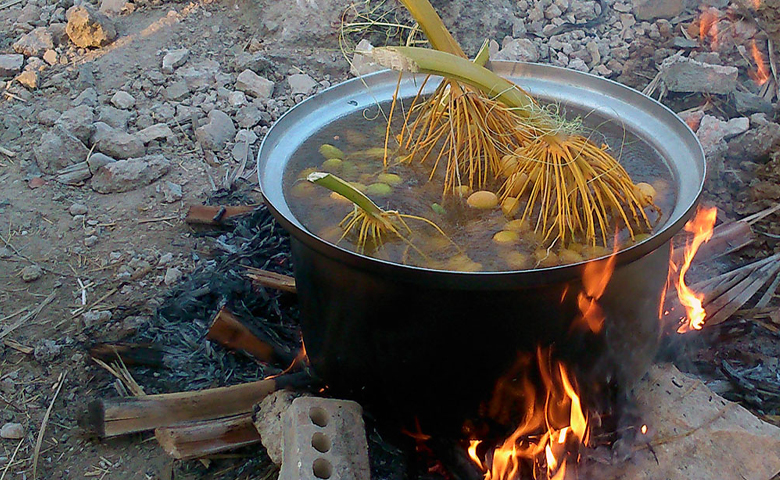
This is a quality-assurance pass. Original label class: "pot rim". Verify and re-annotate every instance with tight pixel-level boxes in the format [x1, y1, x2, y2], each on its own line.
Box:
[257, 62, 706, 289]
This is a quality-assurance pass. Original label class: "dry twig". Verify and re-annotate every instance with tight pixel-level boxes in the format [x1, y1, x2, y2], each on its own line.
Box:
[32, 371, 67, 480]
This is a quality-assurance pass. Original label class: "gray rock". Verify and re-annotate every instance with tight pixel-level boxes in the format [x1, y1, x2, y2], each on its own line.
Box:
[732, 91, 775, 115]
[111, 91, 135, 109]
[0, 54, 24, 77]
[350, 39, 384, 77]
[87, 152, 116, 172]
[98, 105, 132, 130]
[21, 264, 43, 282]
[494, 38, 540, 62]
[195, 110, 235, 150]
[135, 123, 174, 144]
[73, 87, 98, 107]
[631, 0, 685, 21]
[235, 129, 258, 144]
[99, 0, 126, 16]
[254, 390, 298, 465]
[158, 252, 174, 265]
[178, 60, 219, 90]
[660, 55, 738, 94]
[162, 48, 189, 74]
[56, 162, 92, 185]
[69, 203, 88, 216]
[287, 73, 317, 95]
[164, 80, 190, 101]
[91, 155, 171, 193]
[235, 69, 274, 99]
[55, 105, 95, 144]
[727, 122, 780, 160]
[34, 126, 89, 174]
[90, 122, 114, 145]
[16, 3, 41, 25]
[96, 130, 145, 159]
[66, 5, 117, 48]
[0, 423, 24, 440]
[232, 141, 250, 162]
[13, 27, 54, 57]
[228, 91, 247, 107]
[164, 267, 182, 285]
[84, 235, 99, 247]
[158, 181, 182, 203]
[34, 339, 61, 362]
[82, 310, 112, 328]
[234, 105, 263, 128]
[37, 108, 61, 126]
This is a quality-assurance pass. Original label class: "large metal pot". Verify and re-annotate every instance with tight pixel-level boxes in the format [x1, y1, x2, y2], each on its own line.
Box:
[257, 62, 706, 432]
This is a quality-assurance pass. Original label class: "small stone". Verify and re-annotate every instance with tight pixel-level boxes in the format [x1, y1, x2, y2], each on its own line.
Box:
[37, 109, 61, 126]
[99, 0, 127, 16]
[228, 91, 246, 107]
[55, 105, 95, 144]
[0, 423, 24, 440]
[253, 390, 298, 465]
[727, 122, 780, 161]
[732, 91, 775, 115]
[34, 339, 61, 362]
[660, 55, 738, 94]
[82, 310, 113, 328]
[66, 5, 117, 48]
[43, 49, 58, 65]
[235, 69, 274, 99]
[73, 87, 98, 107]
[98, 105, 132, 130]
[95, 130, 145, 159]
[34, 126, 89, 174]
[0, 247, 12, 258]
[232, 141, 250, 162]
[0, 54, 25, 77]
[164, 80, 190, 101]
[21, 265, 43, 282]
[162, 48, 189, 74]
[164, 267, 182, 285]
[69, 203, 88, 216]
[135, 123, 174, 144]
[158, 181, 182, 203]
[631, 0, 685, 21]
[235, 129, 258, 144]
[110, 91, 135, 109]
[195, 110, 235, 150]
[84, 235, 99, 247]
[16, 70, 38, 89]
[91, 155, 171, 193]
[158, 252, 174, 266]
[287, 73, 317, 95]
[493, 38, 540, 63]
[87, 152, 116, 172]
[13, 27, 54, 57]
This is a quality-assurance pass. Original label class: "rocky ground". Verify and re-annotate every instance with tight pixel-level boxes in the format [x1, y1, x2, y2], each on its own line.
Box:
[0, 0, 779, 478]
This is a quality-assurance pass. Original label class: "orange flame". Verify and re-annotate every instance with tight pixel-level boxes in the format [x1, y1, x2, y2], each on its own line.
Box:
[473, 349, 589, 480]
[674, 207, 717, 333]
[699, 8, 720, 51]
[749, 40, 771, 86]
[572, 242, 618, 334]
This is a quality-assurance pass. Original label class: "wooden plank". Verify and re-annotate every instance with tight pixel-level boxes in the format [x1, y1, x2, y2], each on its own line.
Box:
[155, 414, 260, 460]
[86, 372, 309, 437]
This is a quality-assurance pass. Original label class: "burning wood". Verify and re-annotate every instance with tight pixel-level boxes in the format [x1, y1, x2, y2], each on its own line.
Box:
[245, 266, 297, 294]
[207, 306, 296, 365]
[184, 204, 258, 225]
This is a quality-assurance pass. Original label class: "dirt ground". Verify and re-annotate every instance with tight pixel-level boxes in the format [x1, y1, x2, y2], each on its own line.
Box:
[0, 0, 351, 478]
[1, 0, 780, 479]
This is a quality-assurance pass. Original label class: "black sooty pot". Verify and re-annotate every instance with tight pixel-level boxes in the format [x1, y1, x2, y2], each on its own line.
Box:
[257, 62, 706, 433]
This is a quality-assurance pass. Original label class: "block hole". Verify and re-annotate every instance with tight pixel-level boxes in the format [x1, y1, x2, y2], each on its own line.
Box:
[313, 458, 333, 479]
[309, 406, 329, 427]
[311, 432, 332, 453]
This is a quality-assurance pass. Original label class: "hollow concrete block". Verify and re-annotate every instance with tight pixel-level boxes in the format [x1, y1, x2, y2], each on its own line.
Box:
[280, 397, 370, 480]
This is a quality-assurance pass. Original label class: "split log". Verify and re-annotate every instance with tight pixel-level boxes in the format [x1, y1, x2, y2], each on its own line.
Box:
[184, 205, 258, 225]
[207, 307, 296, 365]
[85, 371, 310, 438]
[89, 343, 165, 367]
[246, 267, 297, 294]
[155, 413, 260, 460]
